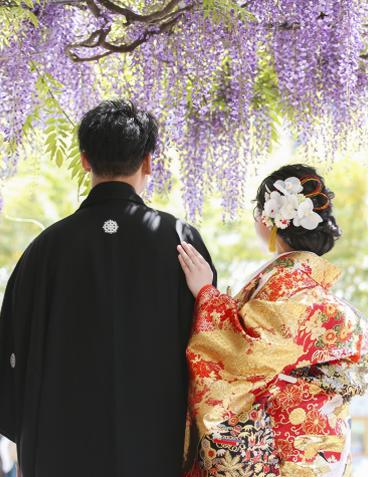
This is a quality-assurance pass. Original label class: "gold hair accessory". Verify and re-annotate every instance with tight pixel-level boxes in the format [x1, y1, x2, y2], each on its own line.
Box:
[313, 193, 331, 211]
[269, 225, 278, 253]
[301, 176, 330, 210]
[300, 176, 323, 197]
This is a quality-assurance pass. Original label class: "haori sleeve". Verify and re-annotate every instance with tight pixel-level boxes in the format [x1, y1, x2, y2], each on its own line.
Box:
[0, 264, 20, 442]
[0, 239, 39, 443]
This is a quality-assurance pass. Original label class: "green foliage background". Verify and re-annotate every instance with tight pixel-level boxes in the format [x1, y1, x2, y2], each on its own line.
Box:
[1, 145, 367, 313]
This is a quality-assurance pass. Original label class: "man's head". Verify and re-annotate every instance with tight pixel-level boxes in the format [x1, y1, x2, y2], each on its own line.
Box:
[78, 100, 159, 192]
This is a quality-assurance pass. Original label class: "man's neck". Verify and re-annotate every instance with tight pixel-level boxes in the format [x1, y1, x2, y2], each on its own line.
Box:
[92, 175, 138, 192]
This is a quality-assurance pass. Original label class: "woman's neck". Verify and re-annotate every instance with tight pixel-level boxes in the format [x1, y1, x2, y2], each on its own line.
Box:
[276, 239, 294, 255]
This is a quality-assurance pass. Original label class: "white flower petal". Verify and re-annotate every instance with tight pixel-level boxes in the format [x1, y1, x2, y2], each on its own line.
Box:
[280, 205, 297, 220]
[275, 215, 290, 229]
[300, 212, 323, 230]
[261, 212, 274, 228]
[273, 180, 288, 195]
[264, 198, 282, 218]
[274, 177, 303, 196]
[270, 191, 282, 202]
[285, 177, 303, 194]
[293, 216, 301, 227]
[297, 198, 314, 217]
[278, 195, 297, 220]
[296, 193, 306, 204]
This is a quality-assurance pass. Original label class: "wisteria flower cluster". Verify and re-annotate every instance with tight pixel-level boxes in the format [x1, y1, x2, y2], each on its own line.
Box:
[262, 177, 323, 231]
[0, 0, 367, 219]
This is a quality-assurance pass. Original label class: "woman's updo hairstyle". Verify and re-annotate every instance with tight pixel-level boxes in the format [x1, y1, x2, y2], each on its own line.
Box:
[255, 164, 341, 256]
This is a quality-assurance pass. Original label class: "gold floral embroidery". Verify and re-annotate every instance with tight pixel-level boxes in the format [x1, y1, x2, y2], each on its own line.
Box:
[294, 434, 345, 456]
[322, 329, 338, 345]
[216, 452, 243, 476]
[302, 410, 327, 434]
[340, 327, 349, 340]
[302, 315, 325, 340]
[277, 387, 303, 408]
[289, 408, 307, 425]
[282, 461, 317, 477]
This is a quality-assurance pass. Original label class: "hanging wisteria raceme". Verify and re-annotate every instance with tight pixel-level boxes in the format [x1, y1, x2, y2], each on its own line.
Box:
[0, 0, 367, 218]
[265, 0, 368, 160]
[0, 4, 99, 187]
[0, 8, 41, 181]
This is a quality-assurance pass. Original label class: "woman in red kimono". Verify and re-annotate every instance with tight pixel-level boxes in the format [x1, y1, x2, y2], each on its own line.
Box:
[178, 164, 368, 477]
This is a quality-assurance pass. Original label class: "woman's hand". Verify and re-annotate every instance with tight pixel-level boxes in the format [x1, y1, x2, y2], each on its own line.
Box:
[177, 241, 214, 297]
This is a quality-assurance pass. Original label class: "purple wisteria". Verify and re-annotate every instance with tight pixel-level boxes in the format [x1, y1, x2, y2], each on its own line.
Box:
[0, 0, 367, 218]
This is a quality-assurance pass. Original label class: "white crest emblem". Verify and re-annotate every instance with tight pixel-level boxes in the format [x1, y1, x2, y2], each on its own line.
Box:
[10, 353, 16, 368]
[103, 220, 119, 234]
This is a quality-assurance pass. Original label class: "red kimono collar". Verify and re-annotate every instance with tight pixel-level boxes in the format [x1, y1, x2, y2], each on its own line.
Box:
[277, 251, 342, 289]
[235, 251, 341, 304]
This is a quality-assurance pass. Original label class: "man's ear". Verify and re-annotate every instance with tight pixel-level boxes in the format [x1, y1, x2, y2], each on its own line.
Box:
[80, 152, 92, 172]
[142, 153, 152, 175]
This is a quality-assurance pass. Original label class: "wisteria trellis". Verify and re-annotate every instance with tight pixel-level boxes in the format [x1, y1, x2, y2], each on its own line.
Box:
[0, 0, 367, 219]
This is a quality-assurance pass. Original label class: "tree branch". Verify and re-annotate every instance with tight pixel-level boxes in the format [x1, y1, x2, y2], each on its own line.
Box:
[68, 25, 110, 49]
[67, 12, 183, 62]
[4, 0, 366, 65]
[66, 0, 193, 62]
[98, 0, 182, 24]
[86, 0, 100, 16]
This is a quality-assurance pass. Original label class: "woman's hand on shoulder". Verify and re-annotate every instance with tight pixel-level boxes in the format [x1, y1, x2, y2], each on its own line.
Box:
[177, 241, 214, 298]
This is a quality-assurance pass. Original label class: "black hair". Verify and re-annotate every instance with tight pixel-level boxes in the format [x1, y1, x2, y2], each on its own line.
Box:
[255, 164, 341, 256]
[78, 99, 159, 177]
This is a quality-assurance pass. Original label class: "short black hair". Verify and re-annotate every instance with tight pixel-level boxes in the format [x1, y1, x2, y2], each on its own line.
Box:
[78, 100, 159, 177]
[255, 164, 341, 256]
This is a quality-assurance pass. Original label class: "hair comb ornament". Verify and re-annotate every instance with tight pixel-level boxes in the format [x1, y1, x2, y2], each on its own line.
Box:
[301, 176, 331, 211]
[261, 176, 325, 252]
[300, 176, 323, 195]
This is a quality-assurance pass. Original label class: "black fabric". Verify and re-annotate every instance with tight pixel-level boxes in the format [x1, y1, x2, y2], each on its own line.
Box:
[0, 182, 216, 477]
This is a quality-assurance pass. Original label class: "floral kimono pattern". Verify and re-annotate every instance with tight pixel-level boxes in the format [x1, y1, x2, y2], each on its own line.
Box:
[183, 251, 368, 477]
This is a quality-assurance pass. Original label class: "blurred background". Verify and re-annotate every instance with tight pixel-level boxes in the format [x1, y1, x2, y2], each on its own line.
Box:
[0, 142, 367, 475]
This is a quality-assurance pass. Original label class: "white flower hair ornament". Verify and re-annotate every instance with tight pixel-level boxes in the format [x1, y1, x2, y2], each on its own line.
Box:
[261, 176, 330, 252]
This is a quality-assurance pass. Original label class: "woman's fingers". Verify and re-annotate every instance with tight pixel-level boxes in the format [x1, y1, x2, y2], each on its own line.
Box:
[181, 242, 202, 267]
[186, 243, 206, 264]
[177, 242, 213, 297]
[177, 245, 194, 270]
[178, 254, 191, 274]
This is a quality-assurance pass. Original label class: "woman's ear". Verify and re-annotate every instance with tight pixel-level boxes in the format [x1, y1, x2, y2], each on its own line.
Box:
[142, 153, 152, 175]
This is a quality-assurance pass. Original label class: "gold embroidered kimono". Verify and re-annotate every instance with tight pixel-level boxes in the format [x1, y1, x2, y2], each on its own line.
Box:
[183, 251, 368, 477]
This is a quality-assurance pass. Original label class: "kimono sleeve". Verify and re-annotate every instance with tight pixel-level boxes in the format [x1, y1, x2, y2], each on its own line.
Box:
[192, 283, 363, 397]
[0, 264, 20, 441]
[190, 285, 306, 397]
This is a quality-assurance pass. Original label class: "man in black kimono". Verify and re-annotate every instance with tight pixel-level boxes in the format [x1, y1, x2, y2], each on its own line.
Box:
[0, 100, 216, 477]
